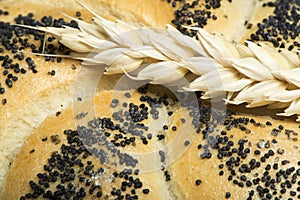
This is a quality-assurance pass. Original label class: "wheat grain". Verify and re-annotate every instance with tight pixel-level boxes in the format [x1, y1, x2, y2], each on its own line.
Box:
[27, 0, 300, 121]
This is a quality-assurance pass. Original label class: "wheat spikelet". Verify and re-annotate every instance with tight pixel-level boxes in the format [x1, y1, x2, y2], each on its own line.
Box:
[27, 0, 300, 121]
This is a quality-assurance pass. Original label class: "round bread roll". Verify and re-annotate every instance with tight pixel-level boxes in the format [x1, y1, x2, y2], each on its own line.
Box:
[1, 0, 300, 199]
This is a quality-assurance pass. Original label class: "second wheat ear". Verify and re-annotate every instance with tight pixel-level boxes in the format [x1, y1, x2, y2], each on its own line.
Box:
[25, 1, 300, 121]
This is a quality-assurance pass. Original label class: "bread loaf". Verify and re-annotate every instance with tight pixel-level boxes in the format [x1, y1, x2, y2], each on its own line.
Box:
[1, 0, 300, 199]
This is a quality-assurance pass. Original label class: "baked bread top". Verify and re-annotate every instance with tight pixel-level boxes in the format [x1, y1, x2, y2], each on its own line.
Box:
[3, 87, 300, 200]
[1, 1, 300, 199]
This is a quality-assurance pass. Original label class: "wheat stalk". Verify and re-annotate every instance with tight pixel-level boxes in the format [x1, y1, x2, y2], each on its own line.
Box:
[28, 1, 300, 121]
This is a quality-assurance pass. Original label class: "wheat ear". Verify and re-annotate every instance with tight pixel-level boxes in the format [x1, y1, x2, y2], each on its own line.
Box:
[28, 1, 300, 121]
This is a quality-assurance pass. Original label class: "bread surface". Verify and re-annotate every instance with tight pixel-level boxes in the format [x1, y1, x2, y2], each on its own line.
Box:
[1, 89, 182, 200]
[1, 0, 300, 199]
[3, 88, 300, 200]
